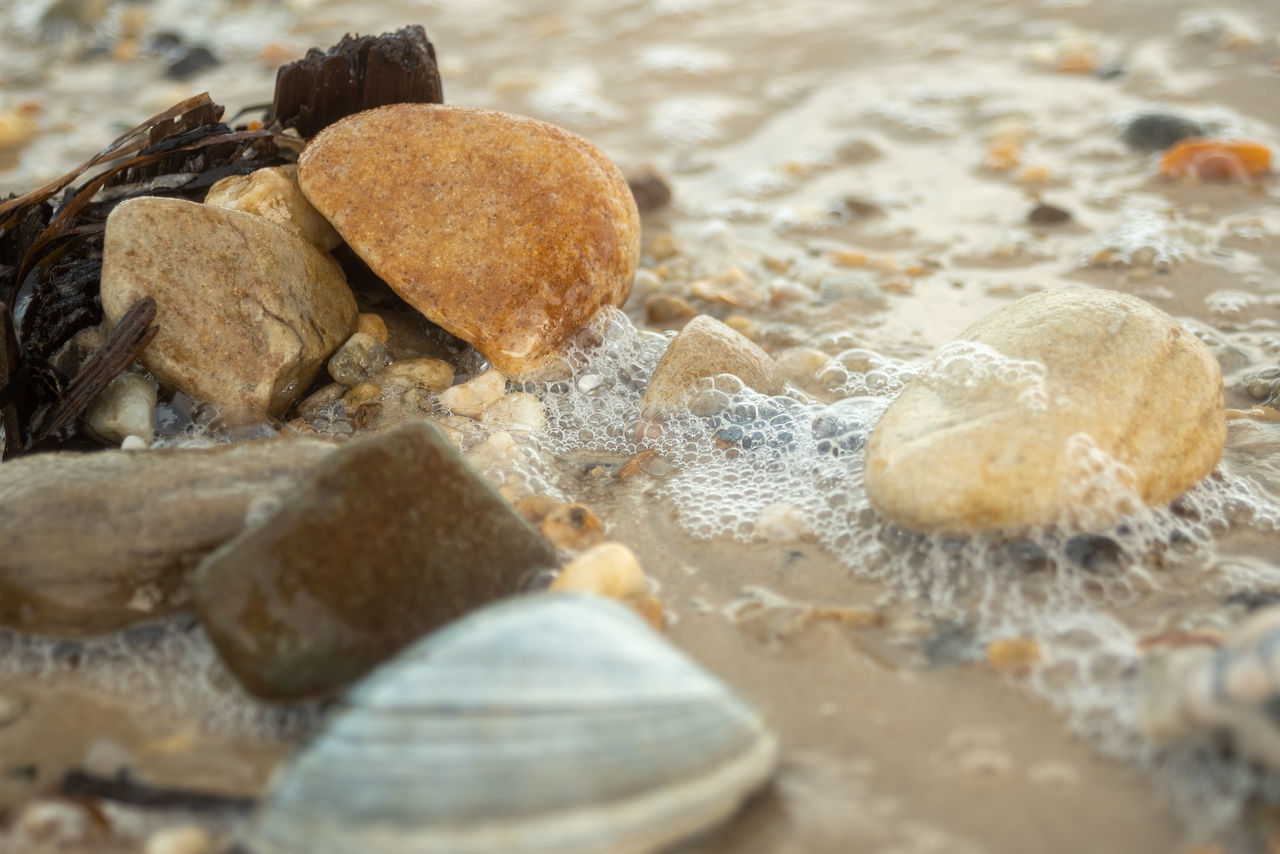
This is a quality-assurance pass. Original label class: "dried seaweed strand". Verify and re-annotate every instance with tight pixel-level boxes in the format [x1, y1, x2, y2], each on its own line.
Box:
[13, 128, 280, 289]
[0, 93, 218, 231]
[33, 296, 157, 443]
[58, 769, 256, 813]
[0, 304, 19, 459]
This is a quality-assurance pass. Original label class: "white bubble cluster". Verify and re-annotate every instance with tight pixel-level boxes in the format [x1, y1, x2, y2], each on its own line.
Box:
[1087, 206, 1193, 269]
[926, 340, 1048, 411]
[0, 620, 318, 740]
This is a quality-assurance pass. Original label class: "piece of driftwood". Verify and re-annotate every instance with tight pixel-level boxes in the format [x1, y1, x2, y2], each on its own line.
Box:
[269, 24, 443, 138]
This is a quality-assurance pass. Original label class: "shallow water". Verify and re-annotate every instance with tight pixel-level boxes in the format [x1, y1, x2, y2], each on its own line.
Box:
[2, 0, 1280, 851]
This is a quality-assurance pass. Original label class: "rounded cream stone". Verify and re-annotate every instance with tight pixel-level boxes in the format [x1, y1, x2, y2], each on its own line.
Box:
[641, 315, 783, 417]
[550, 542, 647, 600]
[297, 104, 640, 375]
[864, 289, 1225, 532]
[439, 368, 506, 418]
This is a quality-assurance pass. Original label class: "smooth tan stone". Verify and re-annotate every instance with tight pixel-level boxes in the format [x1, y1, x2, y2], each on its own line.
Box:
[297, 104, 640, 375]
[205, 164, 342, 251]
[864, 289, 1226, 532]
[372, 358, 454, 393]
[438, 368, 506, 418]
[356, 312, 390, 343]
[101, 198, 358, 416]
[640, 315, 784, 416]
[550, 542, 647, 599]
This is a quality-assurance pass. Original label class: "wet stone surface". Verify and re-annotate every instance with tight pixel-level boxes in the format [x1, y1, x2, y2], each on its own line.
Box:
[195, 421, 558, 700]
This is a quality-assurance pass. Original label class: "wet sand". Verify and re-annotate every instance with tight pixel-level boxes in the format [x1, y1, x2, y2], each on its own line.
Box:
[2, 0, 1279, 851]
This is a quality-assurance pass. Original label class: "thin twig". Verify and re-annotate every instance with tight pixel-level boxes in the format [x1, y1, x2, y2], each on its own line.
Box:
[58, 769, 256, 813]
[34, 296, 157, 442]
[0, 304, 20, 459]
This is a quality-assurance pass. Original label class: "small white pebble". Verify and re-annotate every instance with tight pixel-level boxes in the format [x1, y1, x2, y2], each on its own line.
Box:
[145, 825, 213, 854]
[439, 368, 507, 418]
[121, 434, 149, 450]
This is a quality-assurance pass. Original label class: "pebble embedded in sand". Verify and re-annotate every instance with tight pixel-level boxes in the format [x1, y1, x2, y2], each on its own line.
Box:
[550, 542, 647, 600]
[205, 164, 342, 251]
[864, 289, 1225, 532]
[439, 368, 506, 418]
[640, 314, 783, 417]
[297, 103, 640, 375]
[327, 332, 387, 387]
[100, 197, 358, 416]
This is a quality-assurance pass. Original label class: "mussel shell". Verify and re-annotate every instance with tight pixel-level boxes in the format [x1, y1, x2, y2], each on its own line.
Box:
[250, 593, 778, 854]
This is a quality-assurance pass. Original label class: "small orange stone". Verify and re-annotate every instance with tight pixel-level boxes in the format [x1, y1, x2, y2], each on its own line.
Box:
[830, 250, 869, 268]
[984, 139, 1021, 172]
[986, 638, 1041, 674]
[1159, 139, 1272, 181]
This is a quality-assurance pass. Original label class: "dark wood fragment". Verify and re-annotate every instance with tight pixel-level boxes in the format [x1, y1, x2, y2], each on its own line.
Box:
[0, 304, 21, 459]
[58, 769, 255, 813]
[32, 296, 157, 443]
[269, 24, 443, 138]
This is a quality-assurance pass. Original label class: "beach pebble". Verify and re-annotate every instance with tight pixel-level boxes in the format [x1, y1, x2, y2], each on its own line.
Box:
[372, 358, 454, 393]
[550, 542, 647, 600]
[14, 800, 101, 846]
[100, 198, 357, 417]
[356, 313, 390, 343]
[328, 332, 388, 387]
[0, 438, 336, 636]
[864, 289, 1225, 531]
[298, 104, 639, 375]
[754, 503, 814, 543]
[690, 267, 766, 309]
[483, 392, 546, 432]
[774, 347, 829, 388]
[342, 382, 382, 411]
[0, 694, 28, 728]
[196, 422, 557, 700]
[84, 371, 157, 444]
[296, 383, 345, 420]
[439, 368, 506, 418]
[645, 293, 697, 327]
[144, 825, 213, 854]
[0, 112, 39, 151]
[1122, 112, 1204, 151]
[205, 164, 342, 251]
[540, 502, 607, 551]
[626, 164, 673, 211]
[641, 315, 783, 416]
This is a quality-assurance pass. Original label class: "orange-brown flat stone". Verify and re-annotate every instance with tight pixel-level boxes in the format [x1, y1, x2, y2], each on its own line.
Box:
[297, 104, 640, 375]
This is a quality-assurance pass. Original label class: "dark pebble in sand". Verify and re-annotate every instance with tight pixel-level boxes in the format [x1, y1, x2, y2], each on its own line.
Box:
[1064, 534, 1125, 573]
[1028, 202, 1072, 226]
[627, 166, 673, 212]
[1122, 112, 1205, 152]
[164, 45, 221, 81]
